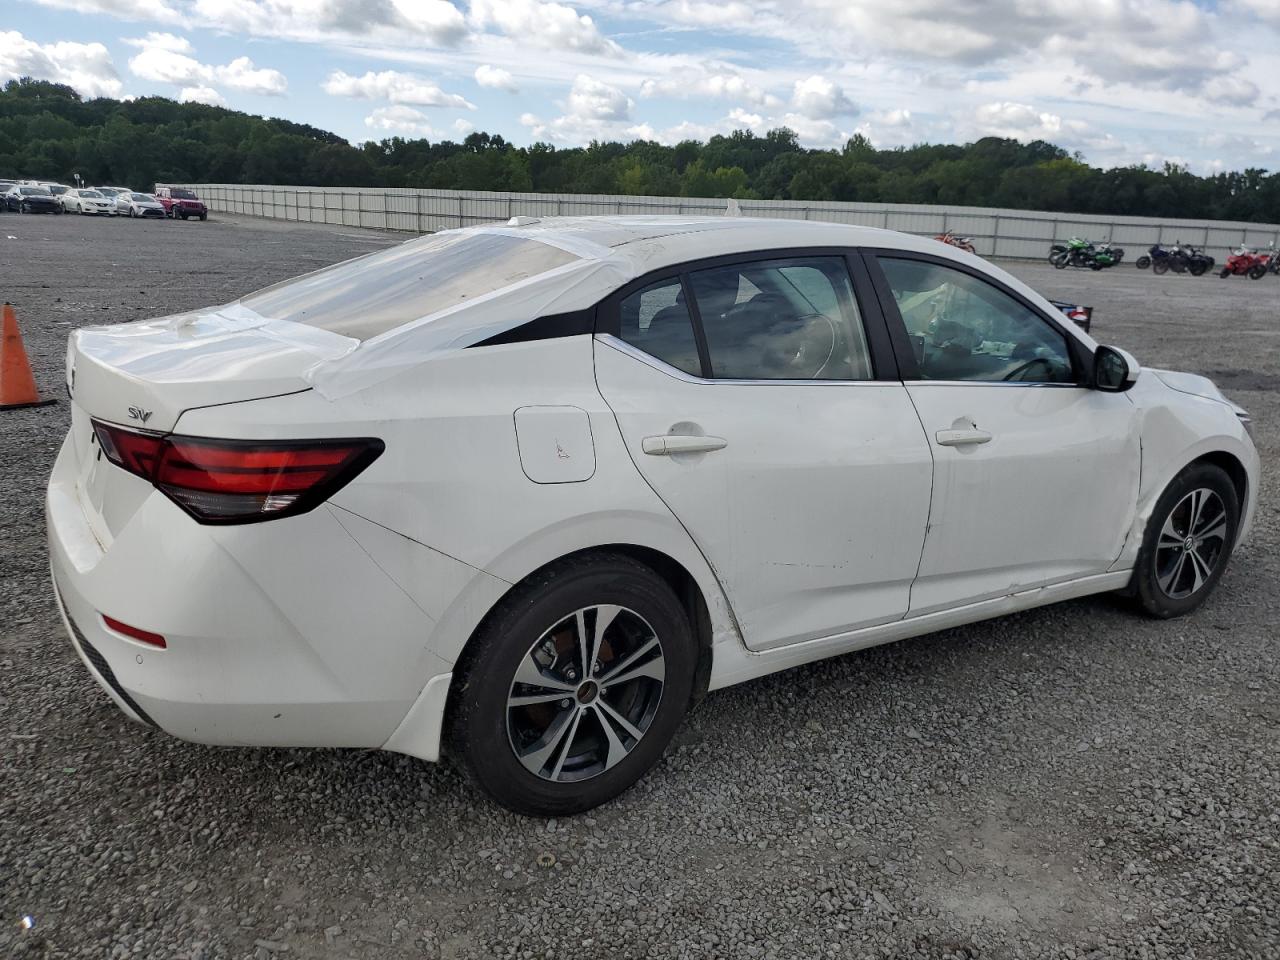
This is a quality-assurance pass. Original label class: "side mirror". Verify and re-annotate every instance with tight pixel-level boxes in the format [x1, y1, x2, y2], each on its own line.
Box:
[1094, 345, 1139, 392]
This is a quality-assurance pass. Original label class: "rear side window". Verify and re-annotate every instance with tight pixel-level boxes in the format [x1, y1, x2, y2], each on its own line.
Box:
[240, 232, 579, 341]
[617, 279, 702, 377]
[689, 257, 873, 380]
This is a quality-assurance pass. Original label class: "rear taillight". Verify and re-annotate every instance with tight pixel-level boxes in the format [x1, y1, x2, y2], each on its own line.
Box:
[92, 421, 383, 524]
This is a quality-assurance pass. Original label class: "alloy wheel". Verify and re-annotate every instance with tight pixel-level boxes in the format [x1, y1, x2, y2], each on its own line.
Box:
[506, 604, 666, 783]
[1155, 488, 1229, 599]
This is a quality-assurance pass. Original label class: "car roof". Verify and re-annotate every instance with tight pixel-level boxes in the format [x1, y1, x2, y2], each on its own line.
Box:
[468, 215, 951, 273]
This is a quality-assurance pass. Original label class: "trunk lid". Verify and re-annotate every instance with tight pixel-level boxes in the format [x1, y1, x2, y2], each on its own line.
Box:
[70, 305, 355, 433]
[67, 305, 356, 544]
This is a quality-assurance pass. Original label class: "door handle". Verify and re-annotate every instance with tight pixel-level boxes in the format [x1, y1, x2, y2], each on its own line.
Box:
[935, 428, 993, 447]
[642, 435, 728, 456]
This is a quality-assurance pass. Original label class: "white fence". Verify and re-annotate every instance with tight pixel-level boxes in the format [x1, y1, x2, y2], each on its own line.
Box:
[178, 183, 1280, 261]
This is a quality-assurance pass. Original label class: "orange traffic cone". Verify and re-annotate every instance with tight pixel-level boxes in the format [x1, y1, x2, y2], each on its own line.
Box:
[1, 302, 56, 410]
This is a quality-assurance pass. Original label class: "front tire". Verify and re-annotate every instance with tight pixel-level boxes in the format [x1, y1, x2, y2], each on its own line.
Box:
[1135, 255, 1151, 269]
[1132, 464, 1239, 619]
[449, 553, 697, 816]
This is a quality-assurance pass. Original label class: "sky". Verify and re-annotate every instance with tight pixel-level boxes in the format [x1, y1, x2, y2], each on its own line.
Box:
[3, 0, 1279, 173]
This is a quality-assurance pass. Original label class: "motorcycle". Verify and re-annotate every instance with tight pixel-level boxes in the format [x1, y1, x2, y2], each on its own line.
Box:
[1138, 241, 1214, 276]
[1050, 237, 1123, 270]
[1219, 244, 1271, 279]
[935, 231, 976, 253]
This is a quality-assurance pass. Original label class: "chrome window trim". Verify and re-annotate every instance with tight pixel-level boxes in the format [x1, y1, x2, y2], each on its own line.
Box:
[597, 334, 896, 387]
[902, 379, 1086, 389]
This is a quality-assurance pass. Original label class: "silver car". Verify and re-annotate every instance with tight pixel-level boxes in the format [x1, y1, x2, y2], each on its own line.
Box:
[116, 192, 166, 219]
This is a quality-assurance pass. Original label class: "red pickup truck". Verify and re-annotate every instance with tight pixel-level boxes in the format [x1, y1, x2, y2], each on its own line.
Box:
[153, 186, 208, 221]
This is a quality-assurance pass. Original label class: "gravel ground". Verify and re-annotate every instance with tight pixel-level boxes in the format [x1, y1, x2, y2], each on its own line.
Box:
[1, 213, 1277, 960]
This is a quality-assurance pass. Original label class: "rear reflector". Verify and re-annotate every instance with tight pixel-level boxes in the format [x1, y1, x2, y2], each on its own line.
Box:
[102, 615, 167, 649]
[91, 421, 384, 524]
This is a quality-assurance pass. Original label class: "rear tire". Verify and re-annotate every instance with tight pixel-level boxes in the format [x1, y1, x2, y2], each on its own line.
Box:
[1248, 264, 1267, 279]
[1132, 464, 1239, 619]
[449, 553, 697, 816]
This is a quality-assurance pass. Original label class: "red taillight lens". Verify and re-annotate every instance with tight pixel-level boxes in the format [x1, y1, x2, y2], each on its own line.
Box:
[92, 421, 383, 524]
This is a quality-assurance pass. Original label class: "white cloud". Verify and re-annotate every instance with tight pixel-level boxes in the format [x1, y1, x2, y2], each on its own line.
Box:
[474, 64, 517, 92]
[565, 73, 632, 122]
[127, 38, 287, 95]
[29, 0, 178, 18]
[469, 0, 620, 54]
[121, 32, 193, 54]
[364, 104, 438, 136]
[388, 0, 469, 43]
[790, 75, 857, 119]
[187, 0, 467, 46]
[453, 117, 475, 135]
[178, 84, 225, 105]
[968, 101, 1121, 154]
[323, 69, 475, 108]
[640, 70, 782, 109]
[219, 56, 288, 95]
[0, 31, 123, 98]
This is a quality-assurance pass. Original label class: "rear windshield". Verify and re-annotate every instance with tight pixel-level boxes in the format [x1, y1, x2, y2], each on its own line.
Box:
[240, 232, 580, 341]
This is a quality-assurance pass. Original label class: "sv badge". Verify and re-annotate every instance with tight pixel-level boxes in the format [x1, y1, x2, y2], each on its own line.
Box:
[128, 406, 153, 424]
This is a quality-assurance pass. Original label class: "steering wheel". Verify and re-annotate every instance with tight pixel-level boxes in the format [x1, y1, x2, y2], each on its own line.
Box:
[1002, 357, 1056, 382]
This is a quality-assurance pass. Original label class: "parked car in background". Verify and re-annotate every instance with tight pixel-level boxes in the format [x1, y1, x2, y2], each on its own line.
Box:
[47, 216, 1259, 815]
[155, 185, 208, 220]
[2, 184, 62, 213]
[92, 187, 132, 214]
[42, 183, 71, 199]
[115, 192, 167, 218]
[61, 188, 117, 216]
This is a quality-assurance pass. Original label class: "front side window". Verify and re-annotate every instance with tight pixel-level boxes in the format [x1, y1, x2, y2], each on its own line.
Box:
[617, 278, 703, 376]
[878, 257, 1074, 384]
[240, 232, 579, 341]
[688, 257, 873, 380]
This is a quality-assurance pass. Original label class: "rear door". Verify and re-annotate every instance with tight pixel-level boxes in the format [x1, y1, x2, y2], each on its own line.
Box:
[864, 251, 1141, 616]
[595, 251, 934, 652]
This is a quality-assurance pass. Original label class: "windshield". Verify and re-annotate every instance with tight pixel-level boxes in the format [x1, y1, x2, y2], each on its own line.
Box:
[81, 190, 103, 198]
[171, 189, 197, 199]
[131, 193, 152, 201]
[48, 185, 68, 195]
[20, 187, 49, 196]
[240, 232, 580, 341]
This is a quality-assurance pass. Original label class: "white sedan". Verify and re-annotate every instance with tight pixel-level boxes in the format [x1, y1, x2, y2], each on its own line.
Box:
[47, 216, 1259, 814]
[61, 188, 117, 216]
[115, 192, 167, 218]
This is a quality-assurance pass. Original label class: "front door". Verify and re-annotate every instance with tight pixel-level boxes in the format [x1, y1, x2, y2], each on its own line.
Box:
[867, 253, 1141, 616]
[594, 254, 934, 651]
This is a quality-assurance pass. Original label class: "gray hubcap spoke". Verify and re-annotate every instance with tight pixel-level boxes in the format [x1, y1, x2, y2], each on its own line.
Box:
[507, 604, 666, 783]
[1155, 487, 1227, 600]
[599, 636, 662, 686]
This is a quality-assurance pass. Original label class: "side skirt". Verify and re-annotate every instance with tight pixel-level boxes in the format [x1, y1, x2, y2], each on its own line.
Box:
[707, 570, 1133, 690]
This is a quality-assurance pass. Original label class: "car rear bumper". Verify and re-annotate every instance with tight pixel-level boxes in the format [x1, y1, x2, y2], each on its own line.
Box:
[46, 431, 458, 754]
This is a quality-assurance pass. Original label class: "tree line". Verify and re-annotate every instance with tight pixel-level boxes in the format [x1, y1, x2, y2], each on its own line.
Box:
[3, 77, 1278, 224]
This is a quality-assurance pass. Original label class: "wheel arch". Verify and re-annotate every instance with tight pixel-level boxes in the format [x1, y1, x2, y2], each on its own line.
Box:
[1190, 449, 1249, 521]
[452, 543, 718, 704]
